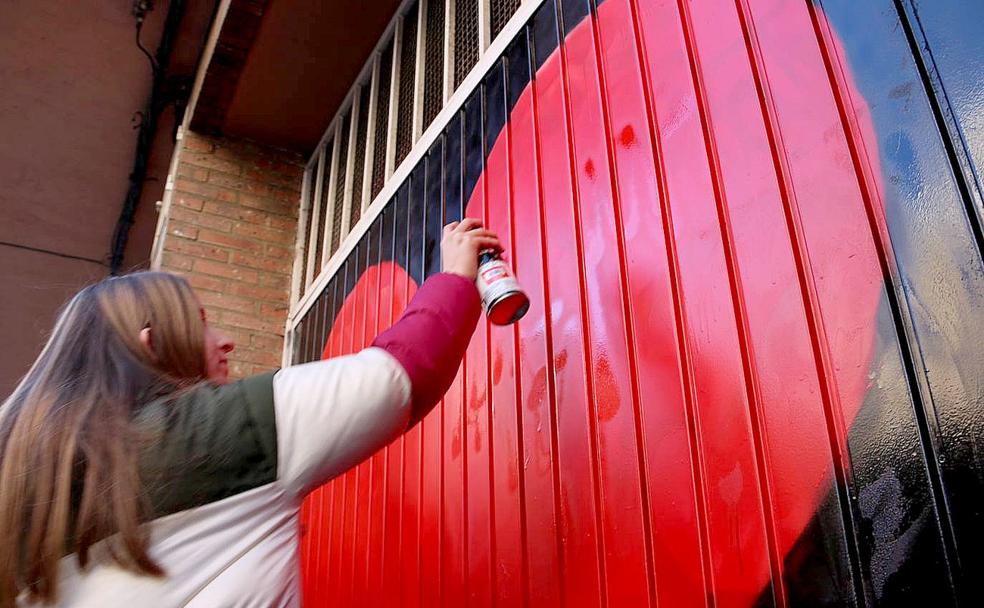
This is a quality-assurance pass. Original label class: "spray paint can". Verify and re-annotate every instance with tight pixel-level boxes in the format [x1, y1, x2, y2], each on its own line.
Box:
[476, 250, 530, 325]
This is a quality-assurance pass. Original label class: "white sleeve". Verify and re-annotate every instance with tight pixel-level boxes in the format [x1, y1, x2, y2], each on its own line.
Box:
[272, 347, 412, 498]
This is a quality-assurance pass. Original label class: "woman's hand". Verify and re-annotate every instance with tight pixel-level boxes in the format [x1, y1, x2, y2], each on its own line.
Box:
[441, 219, 502, 280]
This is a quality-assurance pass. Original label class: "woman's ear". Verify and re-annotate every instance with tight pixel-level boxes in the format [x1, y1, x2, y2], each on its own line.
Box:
[139, 326, 158, 361]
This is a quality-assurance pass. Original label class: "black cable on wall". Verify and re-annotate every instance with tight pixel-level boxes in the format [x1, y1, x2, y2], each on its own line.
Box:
[109, 0, 188, 275]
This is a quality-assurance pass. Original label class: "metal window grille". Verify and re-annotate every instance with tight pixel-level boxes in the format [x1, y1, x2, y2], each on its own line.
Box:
[454, 0, 479, 88]
[330, 112, 352, 255]
[290, 0, 541, 316]
[371, 39, 394, 200]
[422, 0, 445, 129]
[350, 88, 372, 230]
[490, 0, 521, 40]
[395, 3, 419, 166]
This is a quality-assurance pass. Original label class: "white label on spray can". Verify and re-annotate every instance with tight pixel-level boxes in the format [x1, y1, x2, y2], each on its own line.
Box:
[476, 258, 521, 311]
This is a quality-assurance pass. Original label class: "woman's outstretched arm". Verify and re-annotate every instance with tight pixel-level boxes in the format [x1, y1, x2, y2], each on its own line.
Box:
[270, 220, 499, 497]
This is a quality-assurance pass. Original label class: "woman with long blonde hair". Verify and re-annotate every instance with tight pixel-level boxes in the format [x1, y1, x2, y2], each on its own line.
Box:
[0, 220, 499, 607]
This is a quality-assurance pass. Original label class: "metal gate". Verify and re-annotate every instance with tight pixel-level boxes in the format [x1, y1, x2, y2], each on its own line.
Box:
[289, 0, 984, 604]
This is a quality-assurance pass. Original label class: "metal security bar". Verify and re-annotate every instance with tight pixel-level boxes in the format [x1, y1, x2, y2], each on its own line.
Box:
[287, 0, 542, 354]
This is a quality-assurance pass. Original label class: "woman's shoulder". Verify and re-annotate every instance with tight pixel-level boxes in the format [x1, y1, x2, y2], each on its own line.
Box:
[134, 372, 280, 520]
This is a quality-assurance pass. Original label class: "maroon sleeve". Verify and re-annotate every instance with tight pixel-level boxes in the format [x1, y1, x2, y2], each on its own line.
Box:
[371, 272, 481, 424]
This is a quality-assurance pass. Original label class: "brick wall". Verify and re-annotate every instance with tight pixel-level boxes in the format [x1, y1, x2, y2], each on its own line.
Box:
[155, 131, 303, 379]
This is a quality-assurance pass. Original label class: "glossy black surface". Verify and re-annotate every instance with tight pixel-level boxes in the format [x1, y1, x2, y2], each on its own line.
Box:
[484, 60, 507, 159]
[463, 90, 485, 211]
[506, 30, 531, 112]
[532, 0, 559, 73]
[445, 113, 464, 224]
[424, 138, 444, 279]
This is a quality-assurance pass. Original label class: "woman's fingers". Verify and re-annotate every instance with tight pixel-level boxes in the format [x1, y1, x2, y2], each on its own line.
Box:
[471, 236, 503, 252]
[461, 229, 498, 240]
[440, 218, 503, 279]
[443, 218, 502, 253]
[453, 229, 501, 249]
[445, 219, 502, 240]
[453, 218, 483, 233]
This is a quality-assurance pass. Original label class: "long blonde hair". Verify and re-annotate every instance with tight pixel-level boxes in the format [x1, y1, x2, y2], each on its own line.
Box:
[0, 272, 207, 606]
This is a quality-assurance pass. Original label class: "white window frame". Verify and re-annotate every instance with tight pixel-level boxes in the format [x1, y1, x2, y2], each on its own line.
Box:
[285, 0, 539, 364]
[361, 57, 382, 213]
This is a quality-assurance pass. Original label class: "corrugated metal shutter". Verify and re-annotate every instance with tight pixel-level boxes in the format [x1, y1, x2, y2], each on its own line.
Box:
[295, 0, 984, 605]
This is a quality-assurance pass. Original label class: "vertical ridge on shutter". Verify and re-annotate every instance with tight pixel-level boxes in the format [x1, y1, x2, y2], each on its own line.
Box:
[808, 2, 960, 602]
[440, 111, 468, 607]
[630, 1, 717, 601]
[681, 0, 788, 601]
[460, 86, 494, 606]
[731, 0, 869, 603]
[483, 53, 527, 606]
[420, 139, 445, 606]
[373, 205, 395, 597]
[363, 218, 384, 601]
[350, 235, 372, 603]
[586, 0, 658, 603]
[406, 169, 426, 607]
[673, 0, 777, 602]
[308, 282, 331, 600]
[510, 21, 566, 605]
[556, 0, 609, 603]
[506, 26, 535, 606]
[336, 260, 354, 605]
[528, 1, 605, 603]
[327, 261, 352, 601]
